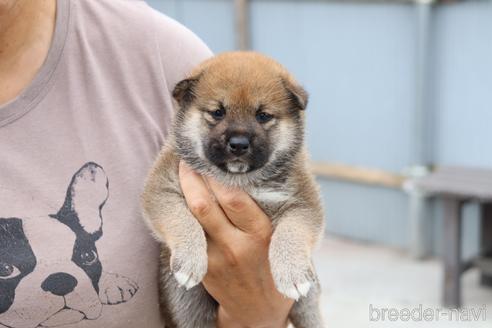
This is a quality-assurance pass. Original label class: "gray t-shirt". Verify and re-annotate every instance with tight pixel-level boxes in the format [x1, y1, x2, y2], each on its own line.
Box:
[0, 1, 211, 327]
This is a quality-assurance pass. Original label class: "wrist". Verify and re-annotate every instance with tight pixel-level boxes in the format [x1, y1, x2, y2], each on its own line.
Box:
[216, 306, 289, 328]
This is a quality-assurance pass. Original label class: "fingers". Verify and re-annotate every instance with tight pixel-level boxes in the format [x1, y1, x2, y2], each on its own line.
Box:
[179, 161, 272, 242]
[206, 176, 272, 239]
[179, 162, 235, 241]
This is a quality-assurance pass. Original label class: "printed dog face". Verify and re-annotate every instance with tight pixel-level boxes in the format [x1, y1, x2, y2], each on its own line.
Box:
[0, 163, 138, 328]
[172, 52, 308, 186]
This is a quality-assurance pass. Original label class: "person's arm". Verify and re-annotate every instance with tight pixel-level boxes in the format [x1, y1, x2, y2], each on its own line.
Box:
[179, 162, 293, 328]
[150, 9, 213, 96]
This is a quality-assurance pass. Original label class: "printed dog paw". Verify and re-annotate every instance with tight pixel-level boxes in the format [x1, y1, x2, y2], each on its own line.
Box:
[99, 272, 139, 305]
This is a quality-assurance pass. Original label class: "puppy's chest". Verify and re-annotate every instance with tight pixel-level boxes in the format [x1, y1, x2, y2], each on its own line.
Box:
[248, 186, 294, 220]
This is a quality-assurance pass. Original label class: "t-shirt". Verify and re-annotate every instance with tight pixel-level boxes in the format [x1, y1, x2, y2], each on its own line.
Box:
[0, 1, 211, 327]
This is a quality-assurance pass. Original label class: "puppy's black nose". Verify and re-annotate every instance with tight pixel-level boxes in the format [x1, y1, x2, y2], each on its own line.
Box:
[228, 135, 250, 156]
[42, 272, 78, 296]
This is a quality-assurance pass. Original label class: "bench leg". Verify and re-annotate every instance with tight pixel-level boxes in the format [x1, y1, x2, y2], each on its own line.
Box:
[442, 198, 462, 308]
[481, 203, 492, 287]
[409, 191, 432, 259]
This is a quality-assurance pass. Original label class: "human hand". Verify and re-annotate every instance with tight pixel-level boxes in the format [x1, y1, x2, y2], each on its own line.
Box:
[179, 162, 293, 328]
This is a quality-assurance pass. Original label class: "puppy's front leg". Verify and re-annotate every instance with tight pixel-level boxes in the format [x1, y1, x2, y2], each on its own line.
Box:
[269, 208, 324, 327]
[169, 201, 208, 289]
[270, 208, 321, 299]
[142, 163, 208, 289]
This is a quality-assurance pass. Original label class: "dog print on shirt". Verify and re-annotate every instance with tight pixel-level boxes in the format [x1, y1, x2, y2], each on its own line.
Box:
[0, 162, 138, 328]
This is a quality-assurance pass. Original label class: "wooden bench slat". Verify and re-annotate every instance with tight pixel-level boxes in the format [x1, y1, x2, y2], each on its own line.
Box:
[410, 166, 492, 200]
[473, 257, 492, 276]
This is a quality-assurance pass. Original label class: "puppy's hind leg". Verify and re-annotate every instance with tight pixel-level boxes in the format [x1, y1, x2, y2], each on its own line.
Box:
[289, 279, 324, 328]
[160, 246, 218, 328]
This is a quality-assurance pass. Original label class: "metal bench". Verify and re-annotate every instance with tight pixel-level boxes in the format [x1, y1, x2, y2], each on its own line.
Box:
[409, 166, 492, 308]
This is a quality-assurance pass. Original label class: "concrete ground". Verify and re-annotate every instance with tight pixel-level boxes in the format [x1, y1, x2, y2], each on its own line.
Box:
[313, 236, 492, 327]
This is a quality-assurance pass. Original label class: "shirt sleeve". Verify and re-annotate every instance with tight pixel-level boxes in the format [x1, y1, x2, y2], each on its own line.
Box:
[150, 10, 214, 95]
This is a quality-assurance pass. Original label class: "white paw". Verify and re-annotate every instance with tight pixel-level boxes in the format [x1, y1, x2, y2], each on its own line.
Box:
[282, 281, 312, 300]
[171, 248, 207, 290]
[270, 257, 315, 301]
[174, 270, 199, 290]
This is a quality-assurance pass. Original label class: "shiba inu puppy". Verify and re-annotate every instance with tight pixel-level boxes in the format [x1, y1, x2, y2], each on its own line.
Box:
[142, 52, 324, 328]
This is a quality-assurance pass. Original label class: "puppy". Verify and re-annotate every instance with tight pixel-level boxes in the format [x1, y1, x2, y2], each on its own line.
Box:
[142, 52, 324, 328]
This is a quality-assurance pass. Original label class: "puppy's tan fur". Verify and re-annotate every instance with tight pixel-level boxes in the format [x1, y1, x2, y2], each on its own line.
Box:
[142, 52, 324, 328]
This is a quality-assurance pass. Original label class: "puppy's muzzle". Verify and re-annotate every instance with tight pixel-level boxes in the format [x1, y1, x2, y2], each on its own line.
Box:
[227, 135, 250, 156]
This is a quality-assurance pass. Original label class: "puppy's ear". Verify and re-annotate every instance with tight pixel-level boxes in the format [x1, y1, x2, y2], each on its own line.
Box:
[172, 75, 201, 107]
[53, 162, 108, 237]
[282, 78, 308, 111]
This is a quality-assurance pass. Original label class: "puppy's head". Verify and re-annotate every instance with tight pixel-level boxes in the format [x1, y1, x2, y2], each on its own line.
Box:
[172, 52, 308, 186]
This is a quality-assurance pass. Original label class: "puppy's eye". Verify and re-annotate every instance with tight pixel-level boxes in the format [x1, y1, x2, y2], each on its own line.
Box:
[210, 107, 226, 120]
[256, 111, 273, 124]
[0, 262, 21, 280]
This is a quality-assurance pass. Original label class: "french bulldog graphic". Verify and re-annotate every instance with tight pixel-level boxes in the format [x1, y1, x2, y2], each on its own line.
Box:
[0, 162, 138, 328]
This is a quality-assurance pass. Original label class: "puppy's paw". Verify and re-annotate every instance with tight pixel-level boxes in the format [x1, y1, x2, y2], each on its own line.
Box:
[269, 240, 315, 300]
[271, 260, 315, 301]
[170, 245, 208, 290]
[99, 272, 139, 305]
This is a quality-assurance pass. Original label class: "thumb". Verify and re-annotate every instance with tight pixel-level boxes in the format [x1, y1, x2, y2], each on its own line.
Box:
[205, 177, 272, 238]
